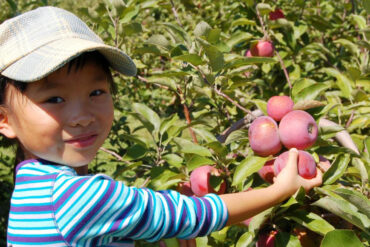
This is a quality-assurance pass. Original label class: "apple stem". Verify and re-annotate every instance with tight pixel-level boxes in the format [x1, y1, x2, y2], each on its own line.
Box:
[255, 5, 292, 90]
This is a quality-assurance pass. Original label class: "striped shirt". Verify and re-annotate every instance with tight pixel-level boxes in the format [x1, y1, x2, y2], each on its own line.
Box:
[7, 159, 228, 246]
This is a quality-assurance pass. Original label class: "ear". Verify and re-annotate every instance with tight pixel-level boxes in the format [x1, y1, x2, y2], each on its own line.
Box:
[0, 107, 17, 139]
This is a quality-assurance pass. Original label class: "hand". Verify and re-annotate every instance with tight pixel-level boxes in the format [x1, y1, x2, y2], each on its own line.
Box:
[273, 148, 323, 200]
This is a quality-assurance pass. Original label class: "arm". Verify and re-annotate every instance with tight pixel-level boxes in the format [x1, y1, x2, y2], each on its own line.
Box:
[220, 148, 323, 225]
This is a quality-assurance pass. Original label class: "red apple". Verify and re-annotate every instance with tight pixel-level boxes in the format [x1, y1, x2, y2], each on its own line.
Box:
[245, 49, 252, 57]
[256, 230, 277, 247]
[279, 110, 318, 150]
[190, 165, 226, 197]
[250, 41, 274, 57]
[267, 96, 294, 121]
[177, 181, 194, 196]
[274, 150, 317, 179]
[249, 116, 282, 156]
[258, 159, 275, 184]
[269, 8, 285, 20]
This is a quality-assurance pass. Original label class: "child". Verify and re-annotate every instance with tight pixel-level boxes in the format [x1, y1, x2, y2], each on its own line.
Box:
[0, 6, 322, 247]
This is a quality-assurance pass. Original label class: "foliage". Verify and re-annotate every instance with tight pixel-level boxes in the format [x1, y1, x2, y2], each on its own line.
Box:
[1, 0, 369, 246]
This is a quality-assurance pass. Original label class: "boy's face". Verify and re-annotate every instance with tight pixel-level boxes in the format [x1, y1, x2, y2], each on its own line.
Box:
[2, 61, 114, 167]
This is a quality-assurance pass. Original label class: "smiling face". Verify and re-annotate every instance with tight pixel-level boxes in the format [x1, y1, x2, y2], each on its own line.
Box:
[0, 60, 114, 167]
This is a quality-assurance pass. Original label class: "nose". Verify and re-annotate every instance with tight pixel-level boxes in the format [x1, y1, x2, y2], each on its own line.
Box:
[67, 100, 95, 127]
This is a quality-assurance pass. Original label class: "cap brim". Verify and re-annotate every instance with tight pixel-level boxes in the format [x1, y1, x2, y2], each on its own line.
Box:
[1, 37, 137, 82]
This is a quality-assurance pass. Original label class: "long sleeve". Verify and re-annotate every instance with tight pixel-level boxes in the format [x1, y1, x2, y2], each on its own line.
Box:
[52, 171, 228, 246]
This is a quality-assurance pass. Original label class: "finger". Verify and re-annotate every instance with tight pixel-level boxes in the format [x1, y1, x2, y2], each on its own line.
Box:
[286, 148, 299, 172]
[300, 168, 323, 191]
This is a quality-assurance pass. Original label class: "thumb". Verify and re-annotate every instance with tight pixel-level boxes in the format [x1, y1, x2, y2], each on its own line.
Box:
[286, 148, 299, 172]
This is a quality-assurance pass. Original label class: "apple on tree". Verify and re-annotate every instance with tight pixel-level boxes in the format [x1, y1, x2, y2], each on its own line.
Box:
[267, 95, 294, 122]
[248, 116, 282, 156]
[269, 8, 285, 20]
[274, 150, 317, 179]
[279, 110, 318, 150]
[189, 165, 226, 197]
[250, 40, 275, 57]
[258, 159, 275, 184]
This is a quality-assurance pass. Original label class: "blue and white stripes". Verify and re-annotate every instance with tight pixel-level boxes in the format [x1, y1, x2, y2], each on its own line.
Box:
[7, 159, 228, 246]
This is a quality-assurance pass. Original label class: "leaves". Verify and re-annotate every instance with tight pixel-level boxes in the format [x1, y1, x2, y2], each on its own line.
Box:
[323, 154, 350, 185]
[173, 137, 212, 157]
[232, 155, 269, 187]
[321, 230, 364, 247]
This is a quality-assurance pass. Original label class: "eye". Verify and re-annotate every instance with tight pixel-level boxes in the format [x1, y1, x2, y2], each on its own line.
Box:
[45, 96, 64, 104]
[90, 89, 106, 97]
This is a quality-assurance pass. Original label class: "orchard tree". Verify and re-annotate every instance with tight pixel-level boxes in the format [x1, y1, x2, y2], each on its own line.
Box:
[0, 0, 369, 246]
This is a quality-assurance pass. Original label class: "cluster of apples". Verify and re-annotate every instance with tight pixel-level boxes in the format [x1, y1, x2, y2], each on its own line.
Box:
[248, 95, 319, 181]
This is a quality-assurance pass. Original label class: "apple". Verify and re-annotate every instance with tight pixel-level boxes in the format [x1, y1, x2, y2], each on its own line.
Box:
[249, 116, 282, 156]
[258, 159, 275, 184]
[279, 110, 318, 150]
[256, 230, 277, 247]
[269, 8, 285, 20]
[274, 150, 317, 179]
[267, 95, 294, 121]
[177, 181, 194, 196]
[190, 165, 226, 197]
[245, 49, 252, 57]
[250, 41, 274, 57]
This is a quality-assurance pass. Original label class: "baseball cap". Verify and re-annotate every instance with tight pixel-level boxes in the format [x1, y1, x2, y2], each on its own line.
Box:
[0, 6, 137, 82]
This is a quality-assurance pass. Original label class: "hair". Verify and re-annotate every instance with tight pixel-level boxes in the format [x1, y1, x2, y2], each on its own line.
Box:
[0, 51, 116, 182]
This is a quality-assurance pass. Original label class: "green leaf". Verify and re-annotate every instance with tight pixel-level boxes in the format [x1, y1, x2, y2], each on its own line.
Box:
[275, 232, 301, 247]
[194, 21, 211, 37]
[249, 207, 274, 234]
[285, 210, 335, 236]
[256, 3, 272, 15]
[207, 28, 221, 44]
[350, 14, 367, 29]
[334, 187, 370, 218]
[160, 114, 179, 136]
[364, 0, 370, 14]
[293, 83, 331, 102]
[352, 157, 369, 187]
[150, 168, 183, 190]
[162, 154, 183, 168]
[334, 39, 359, 56]
[132, 103, 161, 134]
[226, 32, 253, 48]
[203, 44, 224, 72]
[224, 129, 249, 145]
[173, 137, 212, 157]
[144, 76, 177, 91]
[122, 144, 147, 161]
[292, 78, 317, 96]
[225, 56, 277, 70]
[185, 154, 214, 171]
[161, 22, 191, 45]
[235, 232, 254, 247]
[321, 230, 364, 247]
[172, 54, 205, 66]
[232, 155, 269, 187]
[323, 154, 350, 185]
[321, 68, 353, 99]
[146, 34, 171, 50]
[312, 196, 370, 235]
[231, 18, 256, 27]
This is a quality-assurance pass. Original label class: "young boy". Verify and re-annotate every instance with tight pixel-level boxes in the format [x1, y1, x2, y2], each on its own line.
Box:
[0, 6, 322, 247]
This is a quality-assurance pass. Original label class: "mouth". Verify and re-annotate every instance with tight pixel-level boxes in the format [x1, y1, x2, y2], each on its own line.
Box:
[65, 133, 98, 148]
